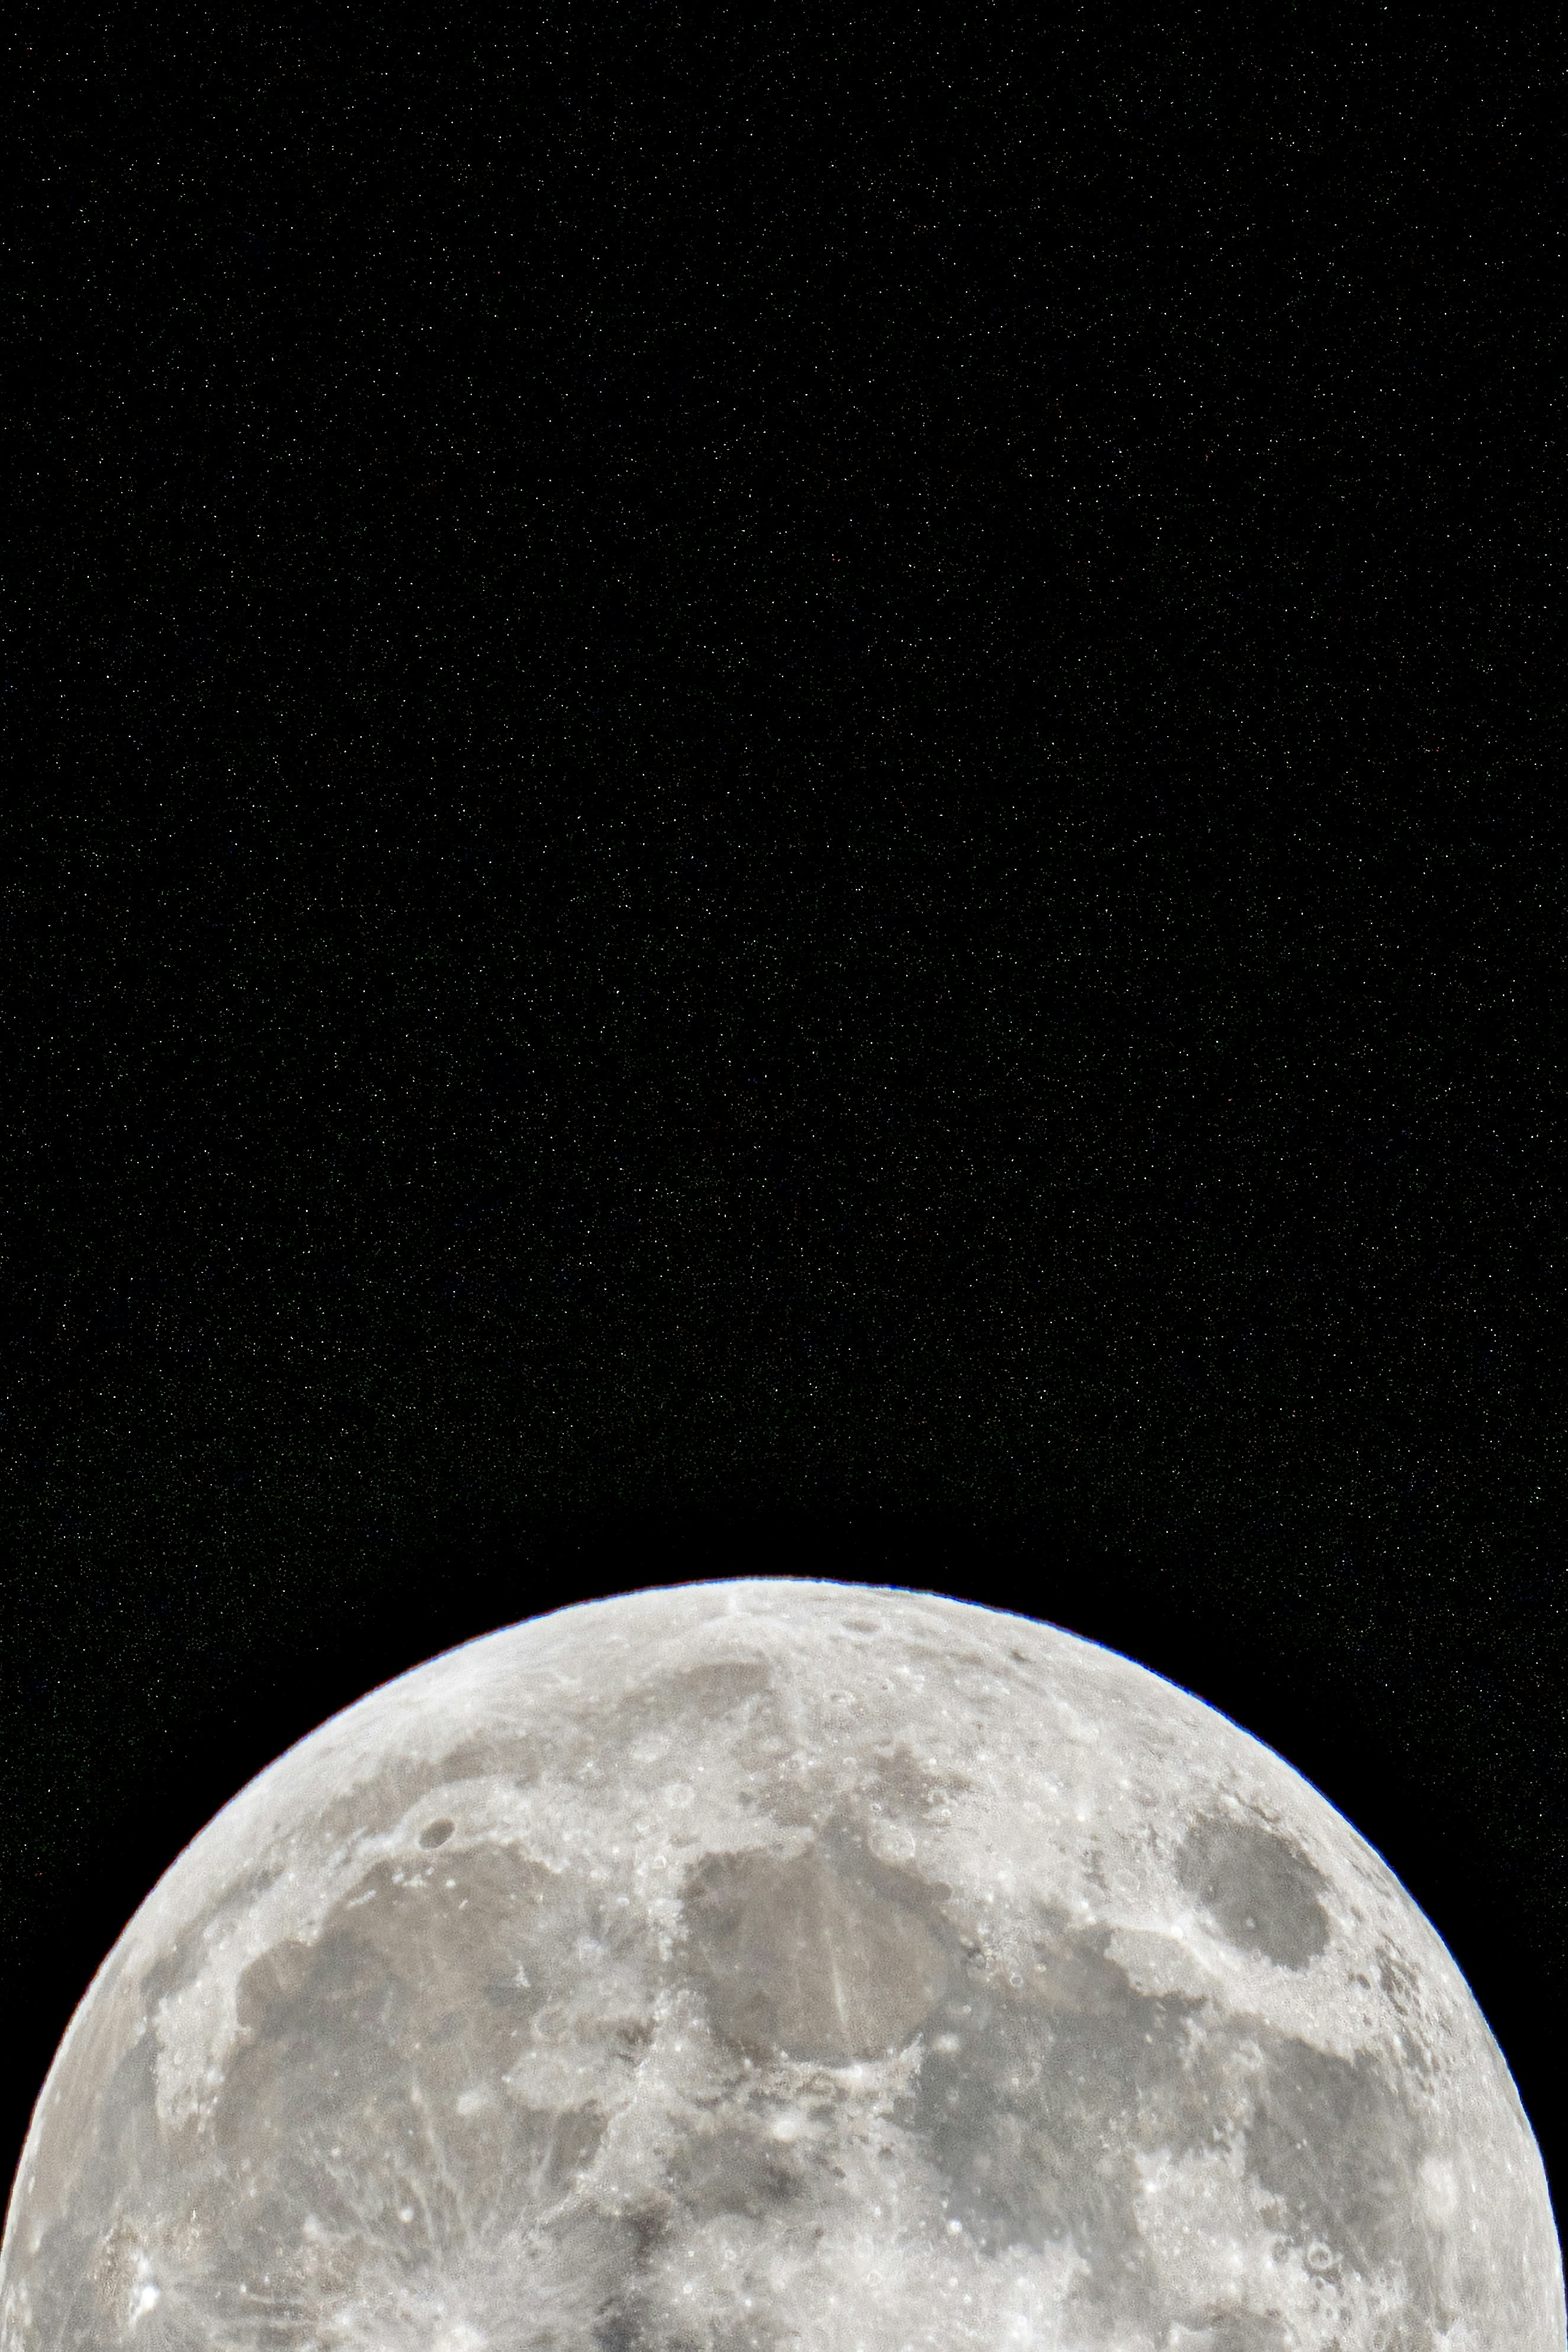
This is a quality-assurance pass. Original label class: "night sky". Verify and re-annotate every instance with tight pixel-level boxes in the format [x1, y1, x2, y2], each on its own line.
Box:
[3, 9, 1562, 2241]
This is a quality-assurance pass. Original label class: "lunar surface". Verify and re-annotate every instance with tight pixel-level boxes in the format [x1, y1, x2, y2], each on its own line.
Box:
[2, 1584, 1560, 2352]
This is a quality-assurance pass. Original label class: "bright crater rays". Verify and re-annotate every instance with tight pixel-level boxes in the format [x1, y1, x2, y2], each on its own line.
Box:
[0, 1581, 1559, 2352]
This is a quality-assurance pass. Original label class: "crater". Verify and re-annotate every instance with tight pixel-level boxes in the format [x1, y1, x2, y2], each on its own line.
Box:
[1176, 1812, 1331, 1970]
[420, 1818, 456, 1848]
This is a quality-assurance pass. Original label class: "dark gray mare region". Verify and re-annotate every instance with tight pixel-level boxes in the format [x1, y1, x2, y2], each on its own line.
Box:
[1176, 1812, 1333, 1971]
[10, 1810, 1450, 2352]
[679, 1829, 1448, 2352]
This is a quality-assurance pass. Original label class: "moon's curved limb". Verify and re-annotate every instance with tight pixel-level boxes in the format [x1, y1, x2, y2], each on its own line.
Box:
[2, 1582, 1559, 2352]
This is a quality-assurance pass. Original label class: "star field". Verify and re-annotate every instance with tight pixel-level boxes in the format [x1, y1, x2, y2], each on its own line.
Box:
[2, 4, 1562, 2247]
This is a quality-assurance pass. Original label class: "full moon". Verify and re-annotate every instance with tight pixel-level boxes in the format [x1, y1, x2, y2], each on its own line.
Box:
[2, 1583, 1560, 2352]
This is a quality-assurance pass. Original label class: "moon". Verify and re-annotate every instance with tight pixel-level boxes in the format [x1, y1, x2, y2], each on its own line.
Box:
[2, 1583, 1559, 2352]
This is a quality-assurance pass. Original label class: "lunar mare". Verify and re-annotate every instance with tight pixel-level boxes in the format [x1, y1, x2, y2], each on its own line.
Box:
[2, 1584, 1559, 2352]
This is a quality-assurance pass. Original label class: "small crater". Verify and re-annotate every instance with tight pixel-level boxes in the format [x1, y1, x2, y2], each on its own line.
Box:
[420, 1818, 456, 1848]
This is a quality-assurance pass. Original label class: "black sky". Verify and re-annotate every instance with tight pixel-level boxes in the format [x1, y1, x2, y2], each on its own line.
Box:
[2, 4, 1563, 2239]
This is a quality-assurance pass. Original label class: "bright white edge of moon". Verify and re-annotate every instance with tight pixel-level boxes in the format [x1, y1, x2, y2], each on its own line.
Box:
[2, 1578, 1561, 2352]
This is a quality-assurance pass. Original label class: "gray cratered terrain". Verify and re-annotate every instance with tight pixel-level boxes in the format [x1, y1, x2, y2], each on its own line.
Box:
[2, 1582, 1561, 2352]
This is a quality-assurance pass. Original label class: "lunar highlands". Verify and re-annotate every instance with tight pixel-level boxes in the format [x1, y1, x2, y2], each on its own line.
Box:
[2, 1585, 1559, 2352]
